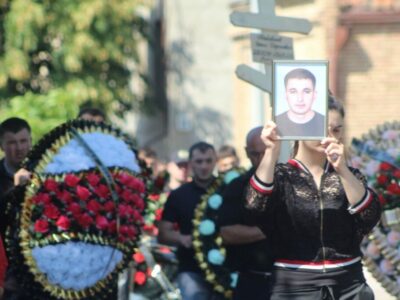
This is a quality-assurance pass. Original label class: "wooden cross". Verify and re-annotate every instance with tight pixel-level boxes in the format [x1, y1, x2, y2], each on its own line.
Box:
[230, 0, 312, 93]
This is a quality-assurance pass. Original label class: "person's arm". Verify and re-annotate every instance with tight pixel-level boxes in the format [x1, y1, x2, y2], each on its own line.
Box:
[158, 220, 192, 248]
[323, 137, 381, 232]
[220, 224, 265, 245]
[246, 121, 281, 212]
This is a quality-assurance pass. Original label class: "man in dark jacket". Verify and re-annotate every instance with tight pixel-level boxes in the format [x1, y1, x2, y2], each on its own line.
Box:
[0, 117, 32, 300]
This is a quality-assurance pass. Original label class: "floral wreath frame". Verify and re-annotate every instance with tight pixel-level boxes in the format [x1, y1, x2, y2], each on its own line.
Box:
[350, 121, 400, 298]
[192, 168, 245, 299]
[5, 120, 147, 300]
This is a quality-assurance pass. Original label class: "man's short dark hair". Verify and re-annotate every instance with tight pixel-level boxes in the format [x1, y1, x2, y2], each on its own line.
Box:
[217, 145, 237, 160]
[0, 117, 31, 142]
[78, 107, 106, 119]
[284, 68, 316, 88]
[189, 141, 215, 159]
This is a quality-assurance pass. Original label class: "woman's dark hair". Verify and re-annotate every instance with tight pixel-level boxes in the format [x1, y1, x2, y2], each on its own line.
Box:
[328, 94, 345, 118]
[291, 94, 345, 158]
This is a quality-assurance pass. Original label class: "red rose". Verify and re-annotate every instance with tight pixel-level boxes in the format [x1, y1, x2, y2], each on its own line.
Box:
[119, 225, 130, 236]
[44, 179, 59, 192]
[44, 204, 60, 220]
[130, 178, 145, 193]
[76, 186, 91, 201]
[134, 271, 146, 285]
[118, 204, 132, 217]
[132, 195, 144, 211]
[127, 226, 137, 238]
[86, 172, 101, 187]
[155, 208, 163, 221]
[117, 173, 132, 186]
[68, 202, 82, 215]
[380, 162, 393, 171]
[65, 174, 81, 187]
[56, 216, 71, 230]
[148, 194, 160, 201]
[32, 193, 51, 205]
[57, 190, 73, 204]
[133, 210, 144, 224]
[34, 219, 49, 233]
[376, 174, 388, 185]
[104, 201, 115, 212]
[95, 184, 110, 198]
[120, 189, 134, 202]
[77, 213, 93, 228]
[108, 220, 117, 234]
[394, 169, 400, 179]
[87, 200, 102, 214]
[143, 224, 157, 235]
[95, 215, 109, 230]
[119, 173, 145, 193]
[387, 183, 400, 195]
[133, 252, 145, 264]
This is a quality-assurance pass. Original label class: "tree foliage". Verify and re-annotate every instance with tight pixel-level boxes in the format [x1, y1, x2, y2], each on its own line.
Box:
[0, 0, 150, 126]
[0, 89, 79, 142]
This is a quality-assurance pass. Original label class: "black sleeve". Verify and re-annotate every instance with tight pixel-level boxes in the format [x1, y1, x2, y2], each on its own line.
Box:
[218, 176, 247, 226]
[161, 190, 179, 223]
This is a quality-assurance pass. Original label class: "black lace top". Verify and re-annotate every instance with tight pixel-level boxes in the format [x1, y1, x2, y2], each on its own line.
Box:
[245, 159, 381, 269]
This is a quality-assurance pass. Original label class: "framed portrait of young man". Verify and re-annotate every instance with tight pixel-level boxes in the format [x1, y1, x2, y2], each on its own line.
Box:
[272, 60, 329, 140]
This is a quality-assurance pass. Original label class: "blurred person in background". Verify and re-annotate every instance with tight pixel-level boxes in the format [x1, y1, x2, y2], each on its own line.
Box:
[217, 145, 240, 174]
[78, 107, 106, 123]
[166, 149, 190, 191]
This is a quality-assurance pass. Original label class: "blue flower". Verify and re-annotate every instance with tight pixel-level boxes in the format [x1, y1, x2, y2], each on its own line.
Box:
[207, 249, 225, 265]
[230, 272, 239, 287]
[224, 170, 240, 184]
[199, 219, 215, 235]
[208, 194, 223, 209]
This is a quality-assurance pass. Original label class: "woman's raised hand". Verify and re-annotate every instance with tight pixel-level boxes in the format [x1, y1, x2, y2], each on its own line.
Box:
[261, 121, 281, 162]
[321, 137, 346, 172]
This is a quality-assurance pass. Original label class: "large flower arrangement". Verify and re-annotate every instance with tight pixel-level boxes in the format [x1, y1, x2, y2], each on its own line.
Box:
[192, 168, 244, 299]
[30, 170, 144, 242]
[350, 121, 400, 298]
[5, 120, 147, 300]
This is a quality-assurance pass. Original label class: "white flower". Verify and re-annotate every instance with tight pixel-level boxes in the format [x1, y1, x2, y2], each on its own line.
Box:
[199, 219, 215, 236]
[44, 132, 140, 174]
[207, 249, 225, 265]
[32, 241, 123, 290]
[208, 194, 223, 210]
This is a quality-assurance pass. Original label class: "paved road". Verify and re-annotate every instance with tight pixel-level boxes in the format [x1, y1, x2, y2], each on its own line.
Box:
[364, 268, 397, 300]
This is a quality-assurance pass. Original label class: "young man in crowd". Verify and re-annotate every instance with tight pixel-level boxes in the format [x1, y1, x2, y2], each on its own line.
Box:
[216, 145, 240, 174]
[0, 117, 32, 300]
[158, 141, 222, 300]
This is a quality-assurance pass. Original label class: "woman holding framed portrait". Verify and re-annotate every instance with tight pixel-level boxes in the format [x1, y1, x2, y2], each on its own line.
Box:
[245, 91, 381, 299]
[273, 60, 328, 140]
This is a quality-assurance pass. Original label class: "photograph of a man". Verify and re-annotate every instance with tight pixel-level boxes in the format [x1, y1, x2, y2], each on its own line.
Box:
[273, 63, 327, 140]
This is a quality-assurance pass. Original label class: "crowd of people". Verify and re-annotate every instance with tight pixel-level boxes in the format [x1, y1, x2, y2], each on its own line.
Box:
[0, 95, 382, 300]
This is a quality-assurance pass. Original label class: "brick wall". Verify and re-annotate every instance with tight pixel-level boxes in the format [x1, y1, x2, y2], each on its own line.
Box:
[338, 23, 400, 142]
